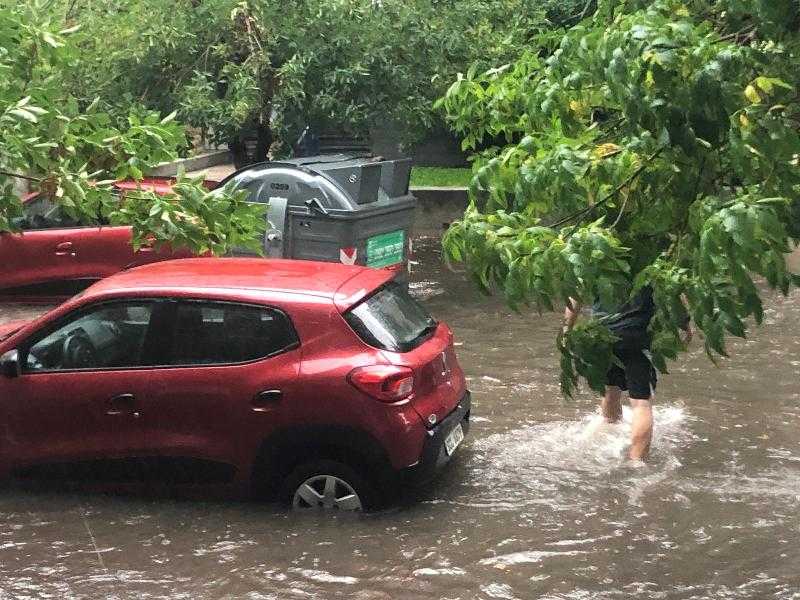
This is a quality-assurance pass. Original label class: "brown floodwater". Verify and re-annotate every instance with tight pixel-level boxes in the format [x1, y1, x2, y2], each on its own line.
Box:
[1, 241, 799, 599]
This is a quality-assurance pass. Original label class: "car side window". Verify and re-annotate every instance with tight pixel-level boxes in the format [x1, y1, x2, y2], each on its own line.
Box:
[168, 301, 298, 366]
[21, 195, 82, 230]
[23, 302, 156, 372]
[21, 193, 116, 230]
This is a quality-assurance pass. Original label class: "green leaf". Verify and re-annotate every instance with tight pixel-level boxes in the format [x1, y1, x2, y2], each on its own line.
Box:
[8, 108, 37, 123]
[744, 85, 761, 104]
[41, 32, 61, 48]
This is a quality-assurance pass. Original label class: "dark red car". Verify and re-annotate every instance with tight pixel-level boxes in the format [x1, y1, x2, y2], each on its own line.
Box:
[0, 179, 207, 301]
[1, 177, 410, 300]
[0, 258, 470, 509]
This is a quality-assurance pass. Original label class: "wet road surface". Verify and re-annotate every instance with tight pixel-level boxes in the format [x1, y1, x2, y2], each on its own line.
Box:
[1, 241, 799, 599]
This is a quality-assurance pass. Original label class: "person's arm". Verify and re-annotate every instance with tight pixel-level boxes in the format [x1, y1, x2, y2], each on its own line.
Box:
[563, 297, 582, 334]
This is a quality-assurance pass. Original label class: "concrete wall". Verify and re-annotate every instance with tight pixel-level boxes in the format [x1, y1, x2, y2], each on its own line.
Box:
[148, 149, 232, 177]
[411, 187, 469, 235]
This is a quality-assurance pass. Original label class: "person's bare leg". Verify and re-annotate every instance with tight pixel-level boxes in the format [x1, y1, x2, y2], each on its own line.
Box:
[602, 386, 623, 423]
[628, 398, 653, 460]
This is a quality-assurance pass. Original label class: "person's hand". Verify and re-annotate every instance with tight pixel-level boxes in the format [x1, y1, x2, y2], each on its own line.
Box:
[681, 324, 694, 345]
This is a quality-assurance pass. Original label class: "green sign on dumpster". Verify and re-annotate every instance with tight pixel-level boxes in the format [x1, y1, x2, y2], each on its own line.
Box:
[366, 230, 405, 268]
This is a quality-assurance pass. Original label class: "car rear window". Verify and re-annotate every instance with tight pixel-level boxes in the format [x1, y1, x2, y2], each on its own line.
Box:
[344, 282, 437, 352]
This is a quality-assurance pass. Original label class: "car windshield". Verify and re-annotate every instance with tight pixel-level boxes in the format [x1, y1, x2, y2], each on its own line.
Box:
[344, 282, 437, 352]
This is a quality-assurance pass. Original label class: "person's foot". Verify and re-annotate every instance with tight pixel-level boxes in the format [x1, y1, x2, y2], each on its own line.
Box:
[627, 456, 648, 468]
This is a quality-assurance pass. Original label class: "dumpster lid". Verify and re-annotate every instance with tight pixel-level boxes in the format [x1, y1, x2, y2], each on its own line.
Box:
[286, 153, 372, 167]
[286, 154, 412, 205]
[219, 154, 413, 210]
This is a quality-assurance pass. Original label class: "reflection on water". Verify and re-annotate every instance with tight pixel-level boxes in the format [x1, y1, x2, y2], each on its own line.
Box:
[1, 242, 800, 599]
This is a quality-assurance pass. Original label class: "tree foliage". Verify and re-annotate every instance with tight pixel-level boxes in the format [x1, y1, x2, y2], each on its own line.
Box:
[439, 0, 800, 396]
[60, 0, 576, 165]
[0, 1, 264, 254]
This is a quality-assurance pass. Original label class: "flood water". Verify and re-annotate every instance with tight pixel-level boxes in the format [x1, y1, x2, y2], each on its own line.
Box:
[1, 240, 799, 599]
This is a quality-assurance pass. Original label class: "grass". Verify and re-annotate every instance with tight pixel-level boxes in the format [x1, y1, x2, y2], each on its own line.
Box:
[410, 166, 472, 188]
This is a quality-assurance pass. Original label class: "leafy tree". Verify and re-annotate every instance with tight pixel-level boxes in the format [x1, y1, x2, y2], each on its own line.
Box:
[61, 0, 573, 166]
[439, 0, 800, 396]
[0, 1, 265, 254]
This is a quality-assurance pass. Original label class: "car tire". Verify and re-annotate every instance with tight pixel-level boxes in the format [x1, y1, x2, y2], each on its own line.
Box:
[280, 459, 379, 511]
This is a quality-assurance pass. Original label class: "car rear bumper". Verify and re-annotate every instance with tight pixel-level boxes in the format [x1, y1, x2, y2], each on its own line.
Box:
[401, 391, 471, 485]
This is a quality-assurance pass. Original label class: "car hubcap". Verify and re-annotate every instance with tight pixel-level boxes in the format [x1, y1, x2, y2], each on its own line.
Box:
[292, 475, 362, 511]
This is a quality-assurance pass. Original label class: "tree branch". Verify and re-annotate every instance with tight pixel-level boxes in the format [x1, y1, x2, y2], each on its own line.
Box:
[548, 147, 664, 229]
[564, 0, 597, 27]
[714, 25, 756, 45]
[0, 170, 42, 183]
[65, 0, 79, 21]
[610, 191, 630, 229]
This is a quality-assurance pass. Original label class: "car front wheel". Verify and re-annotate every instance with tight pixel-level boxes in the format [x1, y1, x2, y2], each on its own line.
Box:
[281, 459, 378, 511]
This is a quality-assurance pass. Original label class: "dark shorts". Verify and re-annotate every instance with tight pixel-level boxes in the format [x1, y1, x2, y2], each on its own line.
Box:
[606, 347, 657, 400]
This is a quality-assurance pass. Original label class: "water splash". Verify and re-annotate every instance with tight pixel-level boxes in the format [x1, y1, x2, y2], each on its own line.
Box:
[466, 404, 693, 509]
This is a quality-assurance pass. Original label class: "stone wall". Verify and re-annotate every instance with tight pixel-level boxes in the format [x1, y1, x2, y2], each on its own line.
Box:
[411, 187, 469, 235]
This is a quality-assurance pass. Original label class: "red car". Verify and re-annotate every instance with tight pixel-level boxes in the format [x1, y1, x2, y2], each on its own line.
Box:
[0, 258, 470, 509]
[0, 177, 410, 300]
[0, 179, 207, 301]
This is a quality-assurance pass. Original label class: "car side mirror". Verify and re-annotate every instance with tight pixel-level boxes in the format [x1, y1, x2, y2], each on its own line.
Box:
[1, 350, 21, 378]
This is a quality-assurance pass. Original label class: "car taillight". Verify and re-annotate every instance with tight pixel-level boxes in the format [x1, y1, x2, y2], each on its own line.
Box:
[348, 365, 415, 404]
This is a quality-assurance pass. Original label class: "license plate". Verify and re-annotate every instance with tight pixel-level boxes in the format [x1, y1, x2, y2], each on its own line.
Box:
[444, 423, 465, 456]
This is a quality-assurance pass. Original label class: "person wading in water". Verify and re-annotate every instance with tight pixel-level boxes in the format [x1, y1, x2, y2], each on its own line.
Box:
[562, 287, 692, 461]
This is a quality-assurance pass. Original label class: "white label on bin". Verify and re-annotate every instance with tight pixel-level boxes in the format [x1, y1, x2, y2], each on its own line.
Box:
[340, 247, 357, 265]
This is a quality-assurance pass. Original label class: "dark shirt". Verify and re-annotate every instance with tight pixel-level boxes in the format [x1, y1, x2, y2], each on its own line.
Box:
[592, 286, 655, 333]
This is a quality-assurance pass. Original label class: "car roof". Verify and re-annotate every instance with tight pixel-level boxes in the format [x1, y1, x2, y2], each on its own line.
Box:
[85, 258, 394, 309]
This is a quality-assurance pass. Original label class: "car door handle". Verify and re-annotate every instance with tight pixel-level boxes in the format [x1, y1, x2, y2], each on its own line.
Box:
[55, 241, 76, 256]
[107, 393, 140, 418]
[252, 390, 282, 412]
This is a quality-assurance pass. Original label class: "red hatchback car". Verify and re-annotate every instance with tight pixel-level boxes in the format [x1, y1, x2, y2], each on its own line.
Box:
[0, 258, 470, 509]
[0, 179, 204, 300]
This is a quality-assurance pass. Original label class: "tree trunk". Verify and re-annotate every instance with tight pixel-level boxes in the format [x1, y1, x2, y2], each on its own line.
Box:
[254, 123, 273, 163]
[229, 135, 249, 170]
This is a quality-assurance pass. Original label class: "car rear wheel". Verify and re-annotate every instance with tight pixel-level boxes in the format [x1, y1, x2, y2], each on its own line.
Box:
[281, 459, 377, 511]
